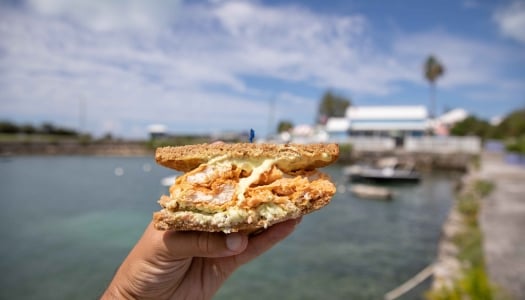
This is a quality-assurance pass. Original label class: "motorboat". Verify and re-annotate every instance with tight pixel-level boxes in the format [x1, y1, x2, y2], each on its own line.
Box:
[350, 184, 393, 200]
[343, 157, 421, 183]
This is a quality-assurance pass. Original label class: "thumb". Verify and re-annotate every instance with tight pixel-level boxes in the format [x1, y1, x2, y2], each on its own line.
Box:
[160, 230, 248, 259]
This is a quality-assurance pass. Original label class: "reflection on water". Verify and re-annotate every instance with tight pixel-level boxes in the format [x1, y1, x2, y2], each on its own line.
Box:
[0, 157, 456, 299]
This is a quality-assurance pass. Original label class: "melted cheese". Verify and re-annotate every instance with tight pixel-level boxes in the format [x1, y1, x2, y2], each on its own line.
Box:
[236, 158, 277, 203]
[165, 202, 291, 233]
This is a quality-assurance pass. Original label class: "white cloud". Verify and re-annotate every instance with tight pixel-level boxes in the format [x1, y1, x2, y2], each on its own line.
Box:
[26, 0, 182, 32]
[392, 31, 518, 88]
[0, 0, 523, 137]
[494, 1, 525, 44]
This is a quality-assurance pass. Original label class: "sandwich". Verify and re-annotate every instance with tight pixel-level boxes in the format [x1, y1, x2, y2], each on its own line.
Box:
[153, 143, 339, 233]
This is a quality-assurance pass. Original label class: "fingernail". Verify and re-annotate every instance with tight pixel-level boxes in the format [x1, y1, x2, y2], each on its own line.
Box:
[226, 233, 243, 251]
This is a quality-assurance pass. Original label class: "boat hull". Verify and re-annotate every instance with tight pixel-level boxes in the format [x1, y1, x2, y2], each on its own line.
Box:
[343, 166, 421, 183]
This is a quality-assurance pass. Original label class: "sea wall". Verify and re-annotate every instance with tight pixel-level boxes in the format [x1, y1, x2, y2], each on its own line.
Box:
[427, 155, 505, 299]
[340, 149, 475, 171]
[1, 141, 476, 171]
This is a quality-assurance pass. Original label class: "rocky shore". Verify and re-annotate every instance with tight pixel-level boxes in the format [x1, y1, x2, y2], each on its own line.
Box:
[1, 141, 478, 172]
[1, 141, 476, 171]
[0, 140, 153, 156]
[429, 152, 525, 299]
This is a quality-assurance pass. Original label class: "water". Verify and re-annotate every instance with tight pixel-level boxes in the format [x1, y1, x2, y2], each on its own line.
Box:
[0, 156, 456, 299]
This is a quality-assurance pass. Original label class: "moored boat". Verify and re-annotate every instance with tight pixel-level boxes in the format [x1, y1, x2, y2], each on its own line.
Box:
[350, 184, 393, 200]
[343, 157, 421, 183]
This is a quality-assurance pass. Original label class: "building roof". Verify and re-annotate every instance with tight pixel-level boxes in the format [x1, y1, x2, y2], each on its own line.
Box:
[325, 118, 349, 132]
[147, 124, 167, 134]
[346, 105, 428, 120]
[437, 108, 468, 125]
[350, 121, 427, 131]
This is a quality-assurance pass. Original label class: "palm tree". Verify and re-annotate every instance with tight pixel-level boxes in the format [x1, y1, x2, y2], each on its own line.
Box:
[424, 55, 445, 118]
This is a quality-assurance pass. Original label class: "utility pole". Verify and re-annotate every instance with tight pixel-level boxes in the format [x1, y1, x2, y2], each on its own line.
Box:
[267, 95, 276, 139]
[78, 97, 86, 135]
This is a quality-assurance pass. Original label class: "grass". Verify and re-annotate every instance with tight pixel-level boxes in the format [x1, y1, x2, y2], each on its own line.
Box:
[475, 180, 495, 198]
[425, 179, 503, 300]
[426, 267, 496, 300]
[505, 136, 525, 155]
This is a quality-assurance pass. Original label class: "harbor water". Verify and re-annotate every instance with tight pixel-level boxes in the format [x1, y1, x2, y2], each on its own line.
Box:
[0, 156, 457, 299]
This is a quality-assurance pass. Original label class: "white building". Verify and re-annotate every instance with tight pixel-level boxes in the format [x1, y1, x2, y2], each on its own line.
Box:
[322, 105, 480, 153]
[343, 105, 428, 137]
[325, 117, 350, 140]
[147, 124, 167, 139]
[428, 108, 469, 136]
[437, 108, 468, 126]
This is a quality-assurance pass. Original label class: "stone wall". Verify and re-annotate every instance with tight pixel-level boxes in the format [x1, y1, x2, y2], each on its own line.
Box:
[340, 150, 475, 171]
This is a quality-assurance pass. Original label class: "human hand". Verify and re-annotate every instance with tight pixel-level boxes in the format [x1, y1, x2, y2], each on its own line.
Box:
[101, 218, 301, 300]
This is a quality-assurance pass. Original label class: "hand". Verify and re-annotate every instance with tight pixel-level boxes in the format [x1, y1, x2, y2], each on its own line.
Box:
[101, 218, 301, 300]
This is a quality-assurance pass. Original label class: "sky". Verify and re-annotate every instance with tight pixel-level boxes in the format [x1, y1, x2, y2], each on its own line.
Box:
[1, 0, 524, 139]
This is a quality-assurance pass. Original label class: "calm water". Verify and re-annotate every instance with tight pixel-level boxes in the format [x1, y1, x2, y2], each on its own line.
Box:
[0, 156, 456, 299]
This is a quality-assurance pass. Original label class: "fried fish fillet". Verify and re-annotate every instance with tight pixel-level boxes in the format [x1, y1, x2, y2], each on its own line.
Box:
[153, 143, 339, 233]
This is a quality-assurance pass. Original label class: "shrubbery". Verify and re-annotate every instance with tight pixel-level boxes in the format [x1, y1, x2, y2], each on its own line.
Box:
[0, 120, 78, 136]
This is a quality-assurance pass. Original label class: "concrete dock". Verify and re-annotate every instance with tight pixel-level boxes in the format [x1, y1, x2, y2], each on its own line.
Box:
[479, 153, 525, 299]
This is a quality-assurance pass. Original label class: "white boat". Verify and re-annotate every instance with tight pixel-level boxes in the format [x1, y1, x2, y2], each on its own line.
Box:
[343, 157, 421, 183]
[350, 184, 393, 200]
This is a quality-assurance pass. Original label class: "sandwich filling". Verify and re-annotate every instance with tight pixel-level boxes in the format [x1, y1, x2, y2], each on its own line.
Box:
[156, 155, 335, 232]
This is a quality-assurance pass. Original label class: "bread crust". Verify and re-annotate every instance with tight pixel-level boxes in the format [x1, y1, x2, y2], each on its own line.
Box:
[153, 193, 332, 232]
[155, 143, 339, 172]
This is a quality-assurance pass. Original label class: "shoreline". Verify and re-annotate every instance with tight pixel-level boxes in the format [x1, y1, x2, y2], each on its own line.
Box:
[429, 152, 525, 299]
[0, 140, 153, 157]
[479, 153, 525, 299]
[1, 140, 476, 171]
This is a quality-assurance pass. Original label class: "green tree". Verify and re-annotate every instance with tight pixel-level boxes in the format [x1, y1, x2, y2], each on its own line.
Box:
[20, 123, 36, 135]
[450, 116, 491, 138]
[424, 55, 445, 118]
[494, 108, 525, 138]
[317, 91, 351, 124]
[0, 121, 19, 133]
[277, 120, 293, 133]
[494, 108, 525, 154]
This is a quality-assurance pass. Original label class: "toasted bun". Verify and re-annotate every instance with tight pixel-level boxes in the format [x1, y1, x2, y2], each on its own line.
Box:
[153, 190, 333, 232]
[155, 143, 339, 172]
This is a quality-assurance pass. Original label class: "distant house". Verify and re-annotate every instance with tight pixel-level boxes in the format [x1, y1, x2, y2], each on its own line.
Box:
[322, 105, 479, 153]
[284, 124, 329, 144]
[325, 117, 350, 140]
[147, 124, 167, 139]
[437, 108, 468, 126]
[345, 105, 429, 137]
[426, 108, 469, 136]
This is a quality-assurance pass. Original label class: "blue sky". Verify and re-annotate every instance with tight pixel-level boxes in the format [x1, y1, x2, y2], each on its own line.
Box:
[1, 0, 524, 138]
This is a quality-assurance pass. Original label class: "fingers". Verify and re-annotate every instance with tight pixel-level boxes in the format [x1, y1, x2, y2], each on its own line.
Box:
[236, 217, 301, 265]
[144, 217, 299, 263]
[159, 230, 249, 260]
